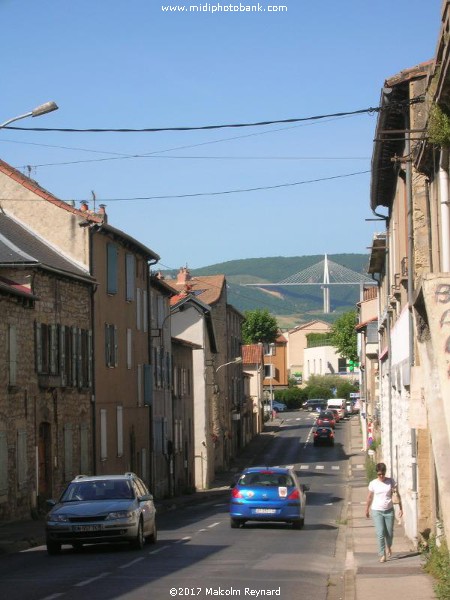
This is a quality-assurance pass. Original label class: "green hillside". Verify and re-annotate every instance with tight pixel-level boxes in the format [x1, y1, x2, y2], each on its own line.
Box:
[165, 254, 371, 328]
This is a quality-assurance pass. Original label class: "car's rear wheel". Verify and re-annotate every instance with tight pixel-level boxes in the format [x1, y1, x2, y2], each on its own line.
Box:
[131, 519, 145, 550]
[292, 518, 304, 530]
[46, 540, 61, 555]
[230, 518, 243, 528]
[147, 521, 157, 544]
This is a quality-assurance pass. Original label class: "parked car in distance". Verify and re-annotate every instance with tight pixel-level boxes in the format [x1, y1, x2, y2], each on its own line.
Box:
[229, 466, 308, 529]
[326, 398, 346, 419]
[272, 401, 287, 413]
[313, 426, 335, 446]
[45, 473, 157, 555]
[330, 409, 341, 423]
[315, 411, 336, 429]
[302, 399, 327, 412]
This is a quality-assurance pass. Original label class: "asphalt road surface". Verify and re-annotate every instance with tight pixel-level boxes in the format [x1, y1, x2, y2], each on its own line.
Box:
[0, 411, 351, 600]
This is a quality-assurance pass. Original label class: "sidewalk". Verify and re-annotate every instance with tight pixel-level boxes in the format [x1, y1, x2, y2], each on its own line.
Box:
[344, 417, 436, 600]
[0, 416, 438, 599]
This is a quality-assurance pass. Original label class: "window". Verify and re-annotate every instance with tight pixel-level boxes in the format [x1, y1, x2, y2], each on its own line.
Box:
[64, 424, 73, 481]
[264, 364, 275, 379]
[35, 323, 58, 375]
[125, 254, 135, 301]
[367, 321, 378, 343]
[8, 325, 17, 386]
[136, 288, 142, 330]
[17, 430, 27, 488]
[137, 364, 143, 406]
[107, 243, 118, 294]
[105, 324, 118, 367]
[127, 329, 132, 369]
[117, 406, 123, 457]
[264, 343, 276, 356]
[338, 357, 347, 373]
[100, 409, 107, 460]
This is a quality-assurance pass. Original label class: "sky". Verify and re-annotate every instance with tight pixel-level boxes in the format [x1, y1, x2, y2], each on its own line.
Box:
[0, 0, 442, 270]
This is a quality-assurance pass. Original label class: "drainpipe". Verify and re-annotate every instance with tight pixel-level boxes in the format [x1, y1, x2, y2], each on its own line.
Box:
[89, 227, 97, 475]
[439, 149, 450, 272]
[147, 259, 159, 492]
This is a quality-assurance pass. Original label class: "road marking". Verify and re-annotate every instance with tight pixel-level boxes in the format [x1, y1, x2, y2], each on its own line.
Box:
[42, 595, 65, 600]
[208, 522, 220, 528]
[315, 465, 325, 470]
[75, 572, 110, 587]
[120, 557, 145, 569]
[331, 466, 340, 470]
[149, 545, 170, 554]
[300, 465, 309, 470]
[198, 528, 207, 532]
[354, 464, 364, 470]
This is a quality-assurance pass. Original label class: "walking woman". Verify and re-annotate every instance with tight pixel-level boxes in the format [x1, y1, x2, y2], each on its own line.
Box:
[365, 462, 403, 562]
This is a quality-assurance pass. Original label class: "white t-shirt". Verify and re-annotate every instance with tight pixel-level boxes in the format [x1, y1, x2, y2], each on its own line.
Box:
[368, 477, 396, 511]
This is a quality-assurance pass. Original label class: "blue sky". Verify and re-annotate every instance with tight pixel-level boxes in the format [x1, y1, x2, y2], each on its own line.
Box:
[0, 0, 442, 270]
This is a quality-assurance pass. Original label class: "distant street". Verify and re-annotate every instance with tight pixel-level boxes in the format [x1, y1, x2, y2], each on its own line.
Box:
[0, 411, 351, 600]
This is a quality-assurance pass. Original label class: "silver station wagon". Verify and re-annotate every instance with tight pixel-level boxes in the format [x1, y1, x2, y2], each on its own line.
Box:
[45, 473, 157, 554]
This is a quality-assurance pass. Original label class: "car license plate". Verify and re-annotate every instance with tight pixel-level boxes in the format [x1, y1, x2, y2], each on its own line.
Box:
[72, 525, 103, 532]
[254, 508, 276, 515]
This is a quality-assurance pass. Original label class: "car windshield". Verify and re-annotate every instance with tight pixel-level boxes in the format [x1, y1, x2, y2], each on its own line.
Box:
[238, 472, 294, 487]
[60, 480, 134, 502]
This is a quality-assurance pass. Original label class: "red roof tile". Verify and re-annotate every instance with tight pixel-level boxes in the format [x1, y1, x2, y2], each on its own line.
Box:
[242, 344, 264, 365]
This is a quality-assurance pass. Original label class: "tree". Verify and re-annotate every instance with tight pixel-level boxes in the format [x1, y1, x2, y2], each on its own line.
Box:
[330, 310, 358, 362]
[242, 309, 278, 344]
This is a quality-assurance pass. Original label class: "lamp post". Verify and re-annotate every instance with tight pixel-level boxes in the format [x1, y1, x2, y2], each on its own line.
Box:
[0, 101, 58, 129]
[215, 356, 243, 373]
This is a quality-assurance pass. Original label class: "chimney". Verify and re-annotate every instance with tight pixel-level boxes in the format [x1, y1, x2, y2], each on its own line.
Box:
[177, 266, 191, 285]
[98, 204, 108, 223]
[80, 201, 89, 212]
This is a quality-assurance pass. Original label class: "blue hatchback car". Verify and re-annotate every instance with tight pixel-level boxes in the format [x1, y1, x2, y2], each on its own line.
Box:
[229, 466, 308, 529]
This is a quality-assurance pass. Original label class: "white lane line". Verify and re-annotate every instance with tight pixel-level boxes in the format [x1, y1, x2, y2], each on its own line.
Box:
[198, 528, 207, 532]
[300, 465, 308, 470]
[208, 522, 220, 528]
[75, 572, 110, 587]
[119, 557, 145, 569]
[149, 544, 170, 554]
[285, 465, 294, 470]
[354, 464, 364, 470]
[175, 536, 192, 543]
[315, 465, 325, 470]
[42, 594, 65, 600]
[331, 466, 340, 470]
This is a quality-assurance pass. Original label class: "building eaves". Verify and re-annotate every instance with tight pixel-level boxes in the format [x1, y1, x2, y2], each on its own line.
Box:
[370, 62, 432, 212]
[93, 222, 159, 261]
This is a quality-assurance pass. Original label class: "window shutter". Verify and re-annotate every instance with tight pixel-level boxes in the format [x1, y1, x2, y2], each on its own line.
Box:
[100, 409, 107, 460]
[87, 330, 93, 388]
[17, 430, 28, 487]
[127, 329, 132, 369]
[143, 289, 148, 332]
[60, 325, 66, 386]
[71, 327, 77, 385]
[50, 324, 58, 375]
[0, 431, 7, 493]
[35, 322, 42, 374]
[117, 406, 124, 457]
[113, 326, 118, 367]
[8, 325, 17, 386]
[125, 254, 135, 301]
[136, 288, 142, 330]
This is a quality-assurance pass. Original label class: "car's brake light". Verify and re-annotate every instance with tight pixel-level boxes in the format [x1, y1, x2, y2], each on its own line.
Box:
[288, 489, 300, 500]
[231, 487, 243, 499]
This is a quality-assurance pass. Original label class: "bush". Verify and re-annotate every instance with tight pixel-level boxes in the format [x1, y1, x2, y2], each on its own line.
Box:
[336, 381, 359, 400]
[422, 535, 450, 600]
[275, 387, 307, 409]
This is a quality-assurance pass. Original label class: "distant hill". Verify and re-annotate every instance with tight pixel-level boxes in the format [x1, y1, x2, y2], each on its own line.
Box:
[164, 254, 371, 329]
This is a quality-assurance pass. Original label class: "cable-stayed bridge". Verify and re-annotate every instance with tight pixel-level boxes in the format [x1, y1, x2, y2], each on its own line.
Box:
[245, 254, 374, 313]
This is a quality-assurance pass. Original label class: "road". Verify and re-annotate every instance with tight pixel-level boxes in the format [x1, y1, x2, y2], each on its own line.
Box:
[0, 411, 351, 600]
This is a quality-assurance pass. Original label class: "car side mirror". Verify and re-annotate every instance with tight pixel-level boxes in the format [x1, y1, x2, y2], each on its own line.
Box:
[46, 499, 57, 509]
[138, 494, 153, 502]
[301, 484, 310, 492]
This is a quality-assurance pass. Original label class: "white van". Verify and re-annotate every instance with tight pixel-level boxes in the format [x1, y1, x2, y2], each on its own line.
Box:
[326, 398, 346, 419]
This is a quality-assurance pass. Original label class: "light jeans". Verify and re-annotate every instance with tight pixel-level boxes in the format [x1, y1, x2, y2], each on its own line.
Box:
[371, 508, 395, 557]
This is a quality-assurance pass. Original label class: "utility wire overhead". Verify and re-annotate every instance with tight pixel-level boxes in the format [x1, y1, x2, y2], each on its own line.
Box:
[2, 98, 423, 133]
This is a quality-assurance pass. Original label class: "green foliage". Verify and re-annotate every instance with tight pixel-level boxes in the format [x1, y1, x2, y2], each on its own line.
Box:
[242, 309, 278, 344]
[422, 536, 450, 600]
[306, 333, 334, 347]
[275, 387, 308, 409]
[330, 310, 358, 361]
[365, 454, 377, 483]
[428, 104, 450, 147]
[336, 380, 359, 399]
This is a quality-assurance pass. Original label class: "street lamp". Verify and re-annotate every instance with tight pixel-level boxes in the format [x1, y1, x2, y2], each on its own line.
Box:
[0, 101, 58, 129]
[215, 356, 242, 373]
